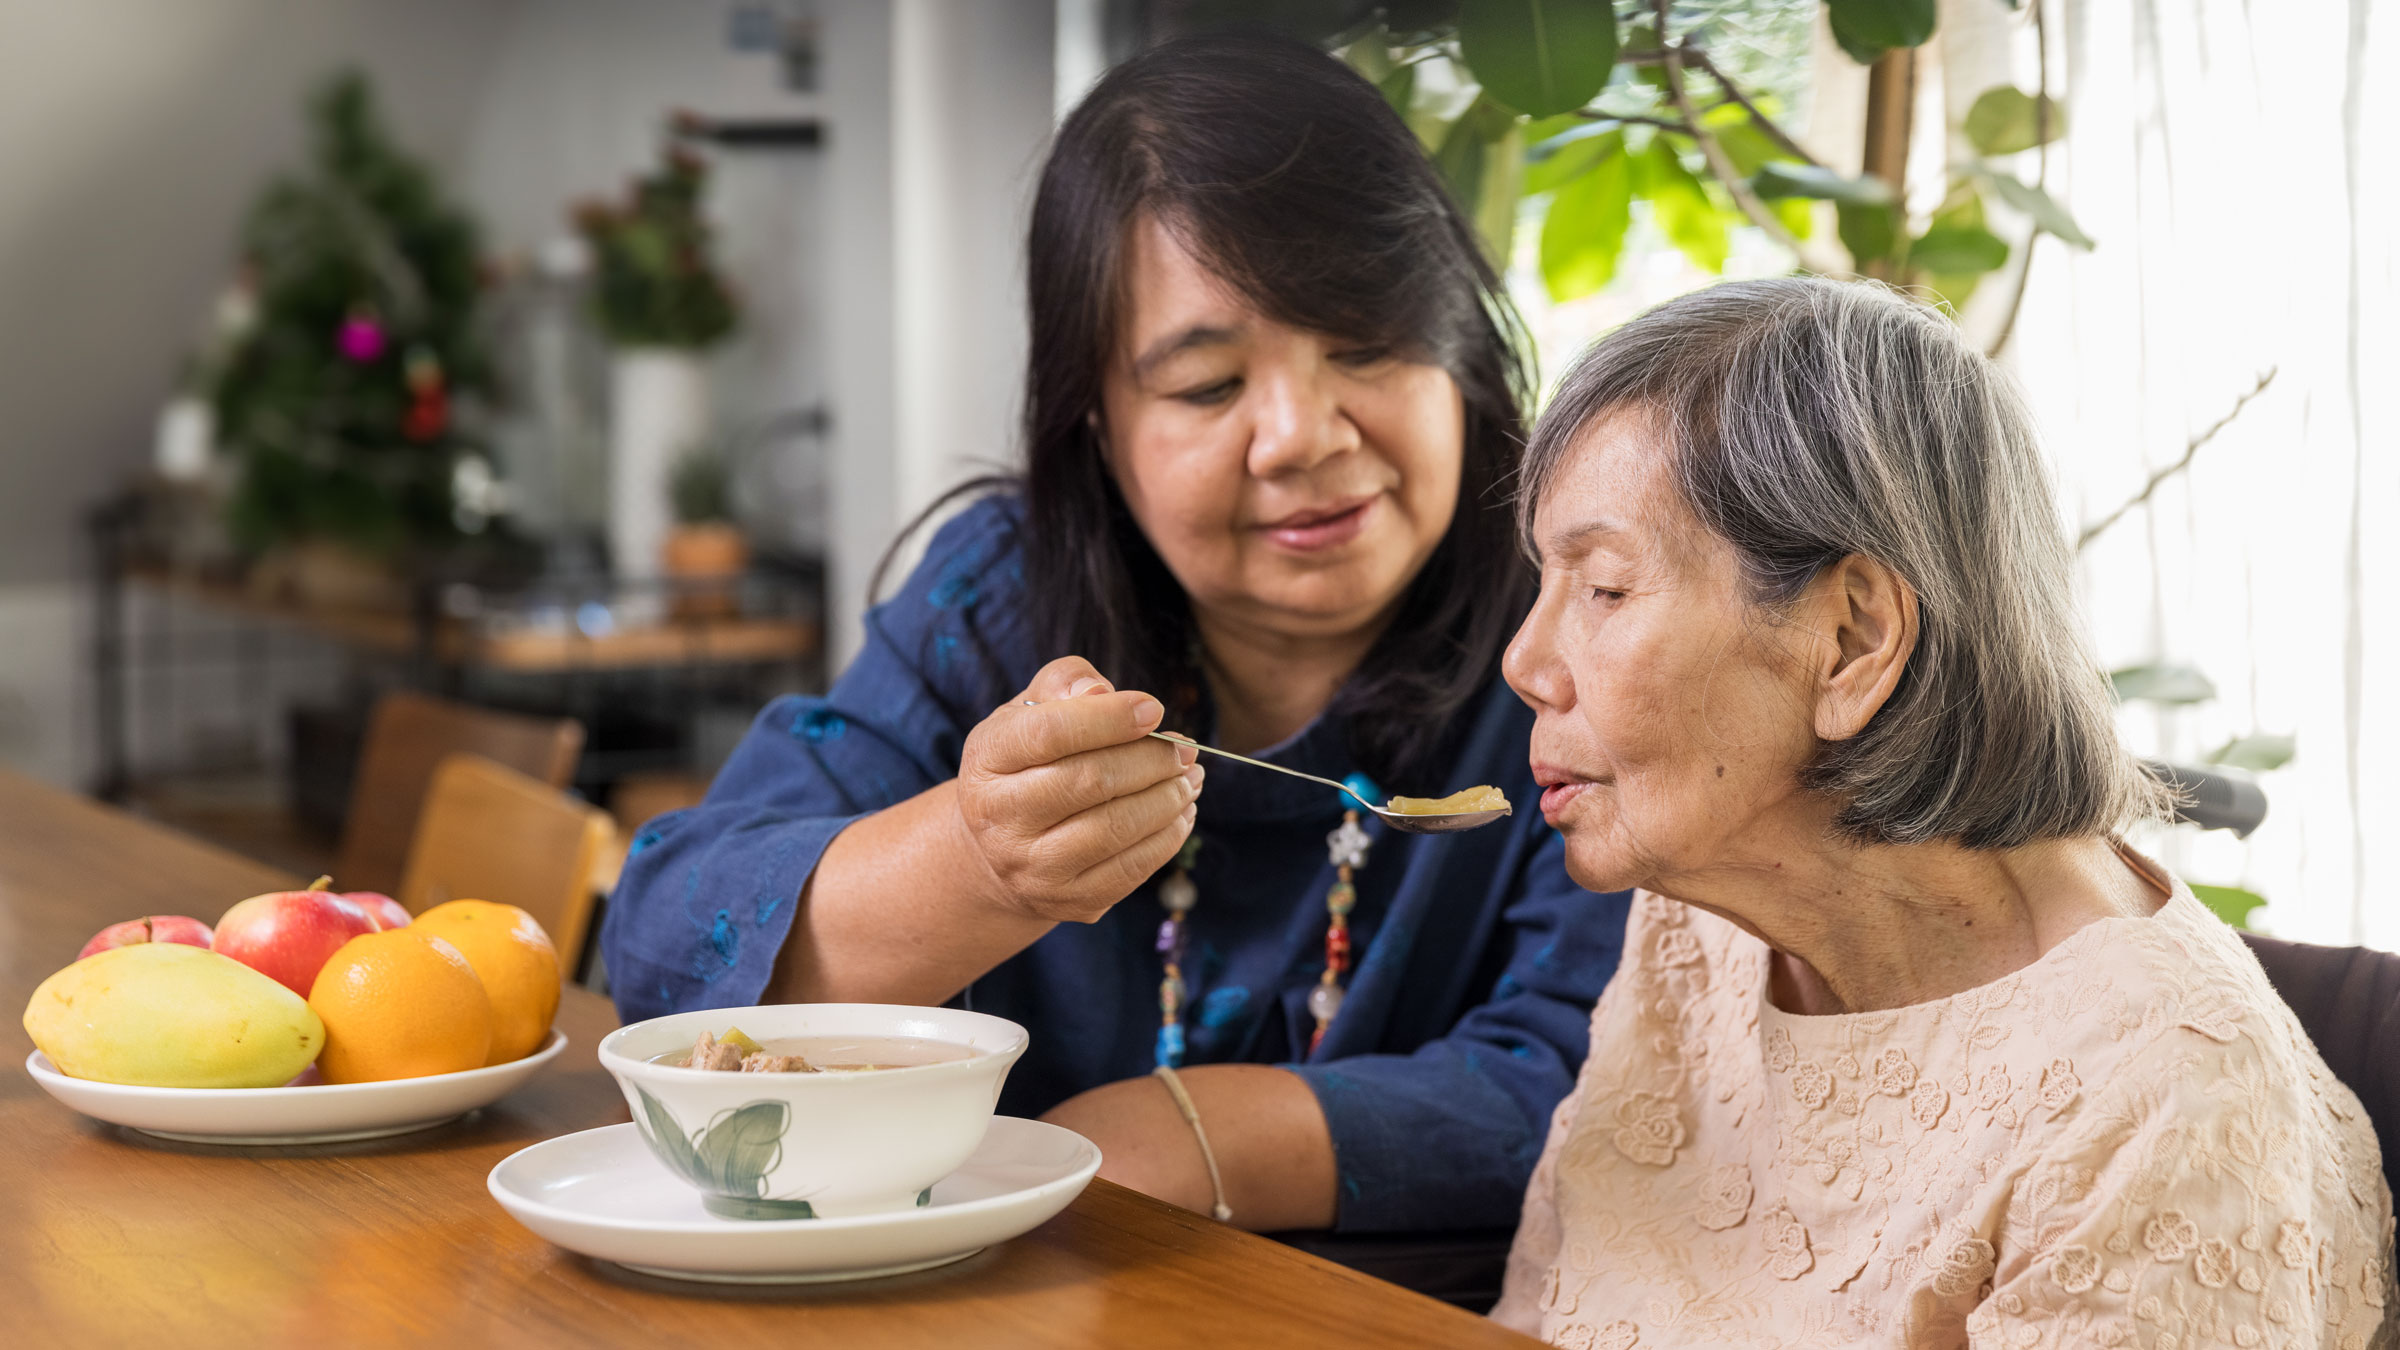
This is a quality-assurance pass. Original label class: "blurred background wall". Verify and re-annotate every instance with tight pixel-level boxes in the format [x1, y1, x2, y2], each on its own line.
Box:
[0, 2, 511, 785]
[0, 0, 1063, 787]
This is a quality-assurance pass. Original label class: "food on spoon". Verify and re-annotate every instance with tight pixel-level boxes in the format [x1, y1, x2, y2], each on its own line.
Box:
[212, 876, 383, 997]
[409, 900, 559, 1065]
[77, 914, 215, 961]
[23, 943, 325, 1088]
[307, 928, 493, 1083]
[662, 1031, 975, 1072]
[1385, 785, 1511, 815]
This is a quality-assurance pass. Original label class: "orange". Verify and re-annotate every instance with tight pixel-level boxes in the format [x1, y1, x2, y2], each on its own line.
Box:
[410, 900, 560, 1065]
[307, 929, 491, 1083]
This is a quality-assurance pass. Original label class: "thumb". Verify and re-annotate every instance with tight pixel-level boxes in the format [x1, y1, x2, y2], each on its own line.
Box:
[1020, 655, 1113, 705]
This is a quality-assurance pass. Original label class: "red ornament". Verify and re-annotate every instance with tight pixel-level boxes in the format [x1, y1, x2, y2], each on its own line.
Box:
[402, 390, 448, 442]
[1324, 924, 1351, 970]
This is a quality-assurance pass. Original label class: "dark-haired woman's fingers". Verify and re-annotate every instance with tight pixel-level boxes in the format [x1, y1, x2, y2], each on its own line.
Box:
[1072, 803, 1199, 914]
[1021, 654, 1112, 703]
[974, 687, 1164, 776]
[1026, 773, 1199, 920]
[959, 764, 1196, 924]
[953, 654, 1197, 922]
[1014, 738, 1192, 830]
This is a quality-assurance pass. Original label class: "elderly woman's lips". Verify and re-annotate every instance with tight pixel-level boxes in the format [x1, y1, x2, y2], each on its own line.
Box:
[1540, 780, 1595, 821]
[1257, 496, 1376, 551]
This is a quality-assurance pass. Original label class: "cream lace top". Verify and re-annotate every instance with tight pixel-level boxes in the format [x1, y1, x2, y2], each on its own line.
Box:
[1493, 861, 2395, 1350]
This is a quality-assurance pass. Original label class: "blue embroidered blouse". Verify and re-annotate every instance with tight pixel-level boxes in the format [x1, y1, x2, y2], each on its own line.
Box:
[601, 496, 1631, 1233]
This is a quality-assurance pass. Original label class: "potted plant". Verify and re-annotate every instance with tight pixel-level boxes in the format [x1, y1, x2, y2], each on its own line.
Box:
[662, 444, 747, 618]
[574, 145, 739, 581]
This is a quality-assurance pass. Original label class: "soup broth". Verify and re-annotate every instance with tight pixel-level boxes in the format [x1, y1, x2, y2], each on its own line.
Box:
[655, 1032, 976, 1074]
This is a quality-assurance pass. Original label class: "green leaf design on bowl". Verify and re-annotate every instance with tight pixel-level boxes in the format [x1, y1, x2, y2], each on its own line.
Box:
[630, 1086, 793, 1203]
[695, 1101, 790, 1198]
[702, 1195, 819, 1220]
[631, 1084, 707, 1188]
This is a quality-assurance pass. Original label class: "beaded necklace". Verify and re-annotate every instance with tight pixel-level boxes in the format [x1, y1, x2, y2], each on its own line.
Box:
[1153, 771, 1381, 1068]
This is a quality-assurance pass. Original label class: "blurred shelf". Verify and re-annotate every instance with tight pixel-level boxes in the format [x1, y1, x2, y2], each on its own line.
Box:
[120, 565, 818, 674]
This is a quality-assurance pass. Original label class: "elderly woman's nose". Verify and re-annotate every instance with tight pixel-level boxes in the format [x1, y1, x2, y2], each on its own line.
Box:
[1246, 364, 1359, 477]
[1503, 591, 1573, 713]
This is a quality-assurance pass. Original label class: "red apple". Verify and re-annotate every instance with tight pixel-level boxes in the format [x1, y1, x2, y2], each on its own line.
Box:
[77, 915, 215, 961]
[346, 891, 411, 931]
[212, 877, 381, 997]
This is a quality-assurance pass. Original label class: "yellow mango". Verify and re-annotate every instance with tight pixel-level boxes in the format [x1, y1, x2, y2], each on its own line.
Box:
[24, 943, 325, 1088]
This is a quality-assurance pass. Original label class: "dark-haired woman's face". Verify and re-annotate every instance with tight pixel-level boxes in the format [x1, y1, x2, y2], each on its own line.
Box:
[1099, 215, 1463, 648]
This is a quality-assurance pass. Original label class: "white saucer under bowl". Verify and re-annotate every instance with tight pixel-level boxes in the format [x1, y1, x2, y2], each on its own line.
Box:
[488, 1116, 1101, 1284]
[24, 1030, 568, 1144]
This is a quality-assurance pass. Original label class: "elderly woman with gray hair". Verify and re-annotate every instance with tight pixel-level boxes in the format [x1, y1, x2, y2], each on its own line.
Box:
[1493, 278, 2392, 1349]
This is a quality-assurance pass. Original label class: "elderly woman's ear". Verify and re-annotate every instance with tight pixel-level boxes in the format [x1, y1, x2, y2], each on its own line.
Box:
[1802, 554, 1918, 744]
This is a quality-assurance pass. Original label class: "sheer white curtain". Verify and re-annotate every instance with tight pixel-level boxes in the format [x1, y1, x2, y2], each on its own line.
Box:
[2011, 0, 2397, 948]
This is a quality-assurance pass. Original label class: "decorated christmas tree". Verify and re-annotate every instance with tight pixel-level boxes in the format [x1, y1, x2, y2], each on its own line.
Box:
[211, 71, 489, 558]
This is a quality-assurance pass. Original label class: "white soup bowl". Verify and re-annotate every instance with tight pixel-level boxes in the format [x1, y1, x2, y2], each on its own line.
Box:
[597, 1003, 1026, 1220]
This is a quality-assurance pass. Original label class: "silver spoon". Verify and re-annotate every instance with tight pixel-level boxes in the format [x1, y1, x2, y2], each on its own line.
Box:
[1019, 701, 1511, 834]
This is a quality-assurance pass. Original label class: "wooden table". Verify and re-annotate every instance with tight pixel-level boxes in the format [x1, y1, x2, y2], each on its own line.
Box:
[0, 771, 1537, 1349]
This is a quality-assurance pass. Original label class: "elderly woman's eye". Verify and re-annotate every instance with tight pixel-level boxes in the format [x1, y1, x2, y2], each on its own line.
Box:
[1589, 586, 1626, 603]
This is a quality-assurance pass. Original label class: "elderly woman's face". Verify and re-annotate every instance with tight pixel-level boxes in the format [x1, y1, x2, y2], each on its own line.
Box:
[1099, 216, 1463, 641]
[1503, 409, 1823, 893]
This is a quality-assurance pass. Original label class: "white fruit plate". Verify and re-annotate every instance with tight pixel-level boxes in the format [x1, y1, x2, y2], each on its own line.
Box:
[488, 1116, 1100, 1284]
[23, 1029, 568, 1144]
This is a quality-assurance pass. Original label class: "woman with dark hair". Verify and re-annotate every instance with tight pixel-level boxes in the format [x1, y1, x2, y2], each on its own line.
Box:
[601, 33, 1630, 1236]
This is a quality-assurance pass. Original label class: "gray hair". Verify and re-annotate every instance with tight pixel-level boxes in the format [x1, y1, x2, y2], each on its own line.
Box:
[1521, 278, 2170, 848]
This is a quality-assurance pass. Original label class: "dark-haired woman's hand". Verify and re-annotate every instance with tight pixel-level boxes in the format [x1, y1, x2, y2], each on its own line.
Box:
[954, 656, 1202, 923]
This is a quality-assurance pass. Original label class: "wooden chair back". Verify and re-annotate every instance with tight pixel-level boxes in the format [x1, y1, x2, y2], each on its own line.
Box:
[397, 753, 614, 972]
[335, 692, 584, 897]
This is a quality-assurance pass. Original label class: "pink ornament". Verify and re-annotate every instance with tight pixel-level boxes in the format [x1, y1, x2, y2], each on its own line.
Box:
[337, 314, 387, 363]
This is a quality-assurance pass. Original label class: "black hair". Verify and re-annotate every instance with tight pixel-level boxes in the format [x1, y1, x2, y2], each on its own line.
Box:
[894, 33, 1532, 785]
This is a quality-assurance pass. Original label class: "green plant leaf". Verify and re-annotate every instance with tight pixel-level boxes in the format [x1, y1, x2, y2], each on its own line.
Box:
[694, 1100, 790, 1200]
[1455, 0, 1618, 117]
[1908, 223, 2009, 274]
[1524, 129, 1614, 195]
[1921, 271, 1984, 314]
[1837, 200, 1903, 266]
[1825, 0, 1937, 65]
[2109, 664, 2219, 705]
[2187, 883, 2267, 930]
[1705, 108, 1781, 178]
[1433, 109, 1489, 228]
[1540, 132, 1631, 300]
[1521, 111, 1587, 144]
[1981, 170, 2096, 249]
[1914, 185, 1995, 308]
[1705, 111, 1815, 237]
[632, 1085, 707, 1188]
[1753, 162, 1895, 207]
[1377, 60, 1418, 118]
[1632, 139, 1728, 272]
[1963, 86, 2067, 156]
[1433, 96, 1522, 262]
[1473, 119, 1526, 267]
[2207, 733, 2296, 772]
